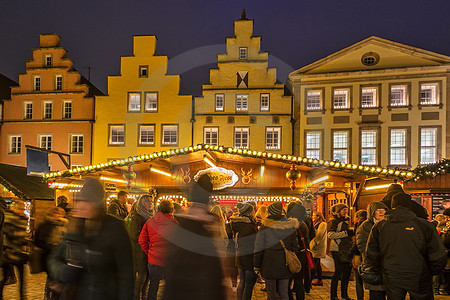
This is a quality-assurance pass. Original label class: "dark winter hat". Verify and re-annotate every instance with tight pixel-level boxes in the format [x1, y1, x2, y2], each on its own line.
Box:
[77, 177, 105, 204]
[391, 192, 412, 209]
[286, 201, 306, 222]
[443, 208, 450, 217]
[237, 203, 253, 216]
[190, 174, 213, 205]
[387, 183, 404, 194]
[331, 203, 348, 215]
[268, 202, 283, 217]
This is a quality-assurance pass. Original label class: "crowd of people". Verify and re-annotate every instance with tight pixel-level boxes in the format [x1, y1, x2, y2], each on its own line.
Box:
[0, 178, 449, 300]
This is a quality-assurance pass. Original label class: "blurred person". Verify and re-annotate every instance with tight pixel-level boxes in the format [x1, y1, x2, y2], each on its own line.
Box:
[286, 201, 311, 300]
[310, 211, 327, 286]
[108, 190, 129, 220]
[328, 203, 354, 300]
[352, 209, 368, 300]
[162, 174, 225, 300]
[438, 208, 450, 295]
[0, 197, 5, 266]
[356, 202, 388, 300]
[172, 202, 184, 223]
[34, 206, 68, 298]
[131, 195, 154, 300]
[435, 214, 447, 233]
[225, 210, 239, 292]
[255, 205, 268, 226]
[365, 193, 446, 299]
[48, 178, 134, 300]
[0, 200, 29, 300]
[210, 205, 228, 259]
[254, 202, 299, 300]
[57, 195, 70, 213]
[230, 202, 258, 300]
[138, 200, 175, 300]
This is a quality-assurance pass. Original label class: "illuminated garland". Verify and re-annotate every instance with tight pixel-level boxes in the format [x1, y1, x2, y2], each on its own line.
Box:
[43, 144, 414, 180]
[0, 176, 30, 200]
[409, 159, 450, 181]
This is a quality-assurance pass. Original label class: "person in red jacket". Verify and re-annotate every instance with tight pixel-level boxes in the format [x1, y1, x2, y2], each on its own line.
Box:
[138, 200, 175, 300]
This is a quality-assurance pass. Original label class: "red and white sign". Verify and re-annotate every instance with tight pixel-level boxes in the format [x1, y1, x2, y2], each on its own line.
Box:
[194, 167, 239, 190]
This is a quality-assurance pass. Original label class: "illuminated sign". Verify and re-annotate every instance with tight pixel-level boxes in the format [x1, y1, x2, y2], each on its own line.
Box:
[194, 167, 239, 190]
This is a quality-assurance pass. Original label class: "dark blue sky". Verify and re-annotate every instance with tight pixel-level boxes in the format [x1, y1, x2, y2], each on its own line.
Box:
[1, 0, 449, 96]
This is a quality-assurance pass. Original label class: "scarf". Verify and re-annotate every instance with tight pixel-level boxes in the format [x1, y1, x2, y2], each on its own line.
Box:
[136, 196, 154, 221]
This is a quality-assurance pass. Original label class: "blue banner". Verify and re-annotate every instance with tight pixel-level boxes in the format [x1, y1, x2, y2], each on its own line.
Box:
[26, 148, 49, 176]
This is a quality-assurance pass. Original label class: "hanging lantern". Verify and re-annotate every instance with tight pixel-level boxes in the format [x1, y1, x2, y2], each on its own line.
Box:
[123, 165, 137, 189]
[286, 164, 301, 191]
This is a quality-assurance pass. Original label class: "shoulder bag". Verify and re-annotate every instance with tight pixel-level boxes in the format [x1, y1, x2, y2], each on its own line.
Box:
[280, 240, 302, 274]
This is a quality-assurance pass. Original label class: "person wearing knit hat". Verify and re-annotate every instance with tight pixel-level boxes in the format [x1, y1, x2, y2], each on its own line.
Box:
[267, 202, 283, 218]
[236, 202, 254, 216]
[331, 203, 348, 216]
[391, 192, 429, 219]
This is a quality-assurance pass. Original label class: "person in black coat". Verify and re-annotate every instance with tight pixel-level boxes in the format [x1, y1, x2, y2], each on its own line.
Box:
[365, 193, 447, 299]
[230, 202, 258, 300]
[254, 202, 299, 300]
[381, 184, 428, 219]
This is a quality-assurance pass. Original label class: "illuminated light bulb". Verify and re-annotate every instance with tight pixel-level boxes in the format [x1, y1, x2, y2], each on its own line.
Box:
[329, 162, 335, 166]
[352, 165, 358, 169]
[282, 155, 287, 160]
[406, 172, 413, 177]
[219, 146, 223, 151]
[388, 170, 394, 174]
[394, 171, 400, 175]
[358, 166, 363, 170]
[376, 168, 381, 173]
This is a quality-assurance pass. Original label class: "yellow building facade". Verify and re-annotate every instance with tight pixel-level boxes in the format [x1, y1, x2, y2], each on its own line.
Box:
[93, 36, 192, 163]
[289, 36, 450, 168]
[194, 13, 293, 154]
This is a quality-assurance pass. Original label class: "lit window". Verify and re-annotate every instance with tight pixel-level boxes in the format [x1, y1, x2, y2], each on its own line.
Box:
[24, 102, 33, 119]
[9, 135, 22, 154]
[420, 128, 437, 164]
[139, 125, 155, 145]
[239, 47, 248, 60]
[139, 66, 148, 78]
[109, 125, 125, 145]
[43, 101, 52, 119]
[390, 85, 407, 106]
[306, 131, 321, 159]
[215, 94, 224, 111]
[71, 135, 84, 153]
[236, 94, 248, 111]
[361, 87, 377, 108]
[204, 127, 218, 145]
[306, 90, 321, 111]
[39, 135, 52, 150]
[162, 125, 178, 145]
[234, 127, 249, 149]
[34, 76, 41, 91]
[144, 92, 158, 112]
[260, 94, 270, 111]
[361, 130, 377, 165]
[63, 101, 72, 119]
[128, 93, 141, 111]
[55, 75, 63, 91]
[44, 55, 52, 67]
[333, 131, 349, 163]
[333, 89, 349, 109]
[266, 127, 281, 150]
[420, 83, 439, 105]
[390, 129, 406, 165]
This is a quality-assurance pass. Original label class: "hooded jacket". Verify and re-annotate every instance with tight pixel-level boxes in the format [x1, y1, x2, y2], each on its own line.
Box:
[254, 216, 299, 280]
[380, 184, 404, 209]
[365, 207, 446, 292]
[327, 215, 352, 255]
[230, 215, 258, 270]
[138, 212, 175, 266]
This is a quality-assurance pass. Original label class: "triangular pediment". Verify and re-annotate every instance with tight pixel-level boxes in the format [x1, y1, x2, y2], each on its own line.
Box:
[291, 36, 450, 75]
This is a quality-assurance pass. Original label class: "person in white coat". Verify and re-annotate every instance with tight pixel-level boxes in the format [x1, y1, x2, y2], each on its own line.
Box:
[310, 211, 327, 286]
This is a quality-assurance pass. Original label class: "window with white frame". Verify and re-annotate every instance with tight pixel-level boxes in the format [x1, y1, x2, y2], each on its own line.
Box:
[144, 92, 158, 112]
[109, 125, 125, 145]
[215, 94, 224, 111]
[45, 55, 52, 67]
[361, 87, 377, 108]
[128, 93, 141, 112]
[63, 101, 72, 119]
[239, 47, 248, 60]
[236, 94, 248, 111]
[306, 90, 322, 111]
[24, 102, 33, 119]
[139, 125, 155, 145]
[162, 125, 178, 145]
[55, 75, 63, 91]
[420, 83, 439, 105]
[390, 85, 407, 106]
[43, 101, 52, 119]
[234, 127, 249, 149]
[305, 131, 321, 159]
[333, 89, 349, 109]
[390, 129, 407, 165]
[361, 130, 377, 165]
[34, 76, 41, 91]
[266, 127, 281, 150]
[204, 127, 218, 145]
[39, 135, 52, 150]
[420, 128, 438, 164]
[9, 135, 22, 154]
[333, 131, 349, 163]
[71, 134, 84, 153]
[260, 94, 270, 111]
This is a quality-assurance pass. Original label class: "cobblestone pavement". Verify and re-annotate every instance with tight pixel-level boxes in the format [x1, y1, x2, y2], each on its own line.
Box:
[2, 267, 450, 299]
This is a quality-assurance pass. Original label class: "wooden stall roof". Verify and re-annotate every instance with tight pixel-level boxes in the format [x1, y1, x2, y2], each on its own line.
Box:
[404, 173, 450, 194]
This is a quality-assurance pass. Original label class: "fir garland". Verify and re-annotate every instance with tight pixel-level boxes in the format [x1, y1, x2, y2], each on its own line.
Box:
[410, 158, 450, 181]
[0, 176, 30, 200]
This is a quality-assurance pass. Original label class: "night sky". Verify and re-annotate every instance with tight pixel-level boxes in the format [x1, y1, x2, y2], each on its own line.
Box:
[1, 0, 449, 96]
